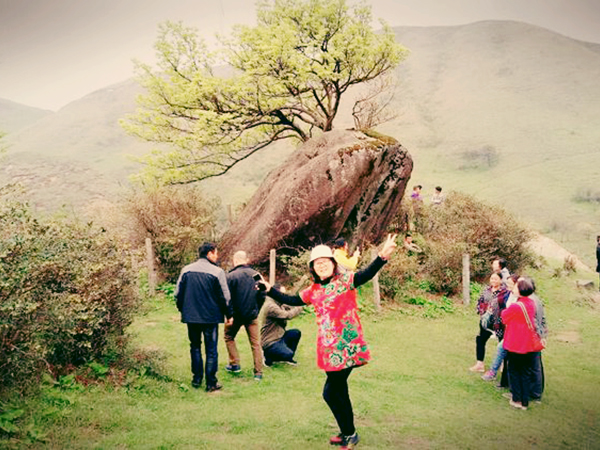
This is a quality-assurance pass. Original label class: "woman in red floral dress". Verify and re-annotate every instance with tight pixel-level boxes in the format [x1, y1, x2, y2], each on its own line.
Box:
[260, 235, 397, 449]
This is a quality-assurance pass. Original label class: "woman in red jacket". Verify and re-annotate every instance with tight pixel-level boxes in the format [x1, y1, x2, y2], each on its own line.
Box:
[501, 277, 540, 410]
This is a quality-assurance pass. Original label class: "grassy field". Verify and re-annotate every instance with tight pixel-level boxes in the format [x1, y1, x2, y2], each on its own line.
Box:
[2, 263, 599, 449]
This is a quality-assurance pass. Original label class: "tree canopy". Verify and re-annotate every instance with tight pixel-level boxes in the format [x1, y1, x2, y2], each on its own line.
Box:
[122, 0, 408, 184]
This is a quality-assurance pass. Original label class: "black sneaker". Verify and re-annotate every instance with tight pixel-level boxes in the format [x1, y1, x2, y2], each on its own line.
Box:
[206, 383, 223, 393]
[283, 359, 298, 366]
[341, 433, 360, 449]
[263, 358, 273, 367]
[191, 378, 202, 389]
[225, 364, 241, 373]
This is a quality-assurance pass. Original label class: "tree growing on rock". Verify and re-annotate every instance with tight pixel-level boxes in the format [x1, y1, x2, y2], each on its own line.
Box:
[122, 0, 408, 184]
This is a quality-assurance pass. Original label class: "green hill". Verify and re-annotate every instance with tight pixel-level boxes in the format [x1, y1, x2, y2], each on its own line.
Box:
[378, 21, 600, 266]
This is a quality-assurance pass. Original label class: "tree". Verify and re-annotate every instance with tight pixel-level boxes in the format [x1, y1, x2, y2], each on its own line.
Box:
[122, 0, 408, 184]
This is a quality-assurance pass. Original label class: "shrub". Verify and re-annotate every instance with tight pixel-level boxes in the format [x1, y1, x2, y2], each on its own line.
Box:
[573, 186, 600, 204]
[0, 188, 138, 391]
[420, 238, 469, 295]
[425, 191, 534, 283]
[122, 185, 219, 283]
[384, 191, 534, 297]
[458, 145, 499, 170]
[378, 248, 420, 300]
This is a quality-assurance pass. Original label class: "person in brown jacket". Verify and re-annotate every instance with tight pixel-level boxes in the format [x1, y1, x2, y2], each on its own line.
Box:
[260, 285, 303, 366]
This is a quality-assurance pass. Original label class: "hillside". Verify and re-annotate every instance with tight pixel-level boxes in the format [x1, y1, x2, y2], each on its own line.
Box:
[378, 20, 600, 264]
[0, 20, 599, 264]
[0, 98, 52, 134]
[0, 79, 151, 209]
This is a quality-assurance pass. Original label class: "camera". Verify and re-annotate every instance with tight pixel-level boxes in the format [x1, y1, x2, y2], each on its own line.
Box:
[253, 273, 267, 291]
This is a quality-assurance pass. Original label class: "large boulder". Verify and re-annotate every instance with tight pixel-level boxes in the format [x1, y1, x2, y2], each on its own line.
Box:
[220, 129, 413, 265]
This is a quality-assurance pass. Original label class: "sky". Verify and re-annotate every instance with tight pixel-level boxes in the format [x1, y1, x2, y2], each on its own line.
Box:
[1, 0, 600, 111]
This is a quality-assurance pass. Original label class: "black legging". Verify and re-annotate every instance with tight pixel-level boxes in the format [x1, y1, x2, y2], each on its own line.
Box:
[323, 367, 355, 436]
[476, 323, 493, 362]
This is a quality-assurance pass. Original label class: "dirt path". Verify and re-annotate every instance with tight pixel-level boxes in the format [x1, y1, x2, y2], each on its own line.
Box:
[527, 232, 591, 272]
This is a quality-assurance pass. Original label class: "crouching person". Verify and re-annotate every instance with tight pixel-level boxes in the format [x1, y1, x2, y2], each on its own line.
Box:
[261, 284, 303, 366]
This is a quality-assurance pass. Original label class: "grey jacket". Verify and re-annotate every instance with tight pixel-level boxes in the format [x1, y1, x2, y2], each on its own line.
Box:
[175, 258, 232, 324]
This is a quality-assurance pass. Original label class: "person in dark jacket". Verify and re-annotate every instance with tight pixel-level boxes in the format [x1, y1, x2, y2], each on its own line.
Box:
[596, 235, 600, 291]
[175, 242, 232, 392]
[224, 251, 266, 380]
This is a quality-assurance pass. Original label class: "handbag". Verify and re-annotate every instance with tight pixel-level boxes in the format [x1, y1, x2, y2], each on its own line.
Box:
[518, 302, 545, 352]
[480, 310, 494, 331]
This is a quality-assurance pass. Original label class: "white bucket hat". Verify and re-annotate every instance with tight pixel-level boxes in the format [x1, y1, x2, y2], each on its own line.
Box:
[309, 245, 335, 265]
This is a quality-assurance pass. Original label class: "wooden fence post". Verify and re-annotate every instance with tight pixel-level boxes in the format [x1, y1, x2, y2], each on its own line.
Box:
[462, 253, 470, 305]
[145, 237, 157, 296]
[131, 254, 140, 292]
[269, 249, 276, 285]
[372, 273, 381, 311]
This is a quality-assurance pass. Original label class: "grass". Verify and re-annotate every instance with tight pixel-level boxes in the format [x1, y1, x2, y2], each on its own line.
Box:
[2, 263, 600, 449]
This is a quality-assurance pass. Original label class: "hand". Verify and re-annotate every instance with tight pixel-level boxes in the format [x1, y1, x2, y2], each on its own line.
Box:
[353, 247, 361, 258]
[258, 279, 271, 292]
[226, 317, 234, 326]
[378, 234, 398, 260]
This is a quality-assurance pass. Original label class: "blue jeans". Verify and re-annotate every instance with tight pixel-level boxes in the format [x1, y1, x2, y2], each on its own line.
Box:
[187, 323, 219, 388]
[263, 329, 301, 363]
[490, 341, 508, 374]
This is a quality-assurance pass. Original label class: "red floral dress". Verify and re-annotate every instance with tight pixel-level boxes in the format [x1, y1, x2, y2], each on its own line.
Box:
[300, 272, 370, 371]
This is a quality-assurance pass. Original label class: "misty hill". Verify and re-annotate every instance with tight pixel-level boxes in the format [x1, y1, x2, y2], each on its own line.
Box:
[0, 20, 598, 263]
[378, 20, 600, 262]
[0, 99, 52, 134]
[0, 79, 151, 209]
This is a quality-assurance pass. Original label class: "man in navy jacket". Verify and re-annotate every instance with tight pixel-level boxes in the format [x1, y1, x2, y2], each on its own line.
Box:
[175, 242, 232, 392]
[224, 251, 266, 380]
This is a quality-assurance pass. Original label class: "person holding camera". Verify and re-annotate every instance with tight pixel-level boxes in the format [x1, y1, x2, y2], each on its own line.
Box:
[256, 234, 397, 450]
[224, 251, 266, 381]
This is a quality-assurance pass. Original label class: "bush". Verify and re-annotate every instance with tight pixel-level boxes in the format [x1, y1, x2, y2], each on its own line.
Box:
[425, 191, 534, 282]
[122, 185, 219, 283]
[0, 188, 139, 391]
[384, 191, 534, 297]
[378, 249, 420, 300]
[458, 145, 499, 170]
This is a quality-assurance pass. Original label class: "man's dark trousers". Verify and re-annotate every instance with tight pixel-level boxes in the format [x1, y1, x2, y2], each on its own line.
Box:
[187, 323, 219, 388]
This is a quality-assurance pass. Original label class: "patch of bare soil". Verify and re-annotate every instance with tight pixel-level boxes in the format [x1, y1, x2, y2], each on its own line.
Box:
[554, 331, 581, 344]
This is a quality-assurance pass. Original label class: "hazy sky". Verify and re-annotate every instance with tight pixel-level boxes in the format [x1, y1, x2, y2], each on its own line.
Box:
[1, 0, 599, 111]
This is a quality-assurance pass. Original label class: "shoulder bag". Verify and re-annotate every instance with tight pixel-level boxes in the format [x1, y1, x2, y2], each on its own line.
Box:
[518, 302, 545, 352]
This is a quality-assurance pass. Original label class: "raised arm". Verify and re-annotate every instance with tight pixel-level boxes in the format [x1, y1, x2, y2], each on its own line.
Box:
[354, 257, 387, 287]
[354, 234, 397, 287]
[267, 286, 306, 307]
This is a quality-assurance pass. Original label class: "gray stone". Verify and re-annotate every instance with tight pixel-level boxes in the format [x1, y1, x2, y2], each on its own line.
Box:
[219, 129, 413, 265]
[575, 279, 595, 290]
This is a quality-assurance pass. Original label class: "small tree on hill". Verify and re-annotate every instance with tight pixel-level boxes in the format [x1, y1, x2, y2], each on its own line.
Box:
[122, 0, 407, 184]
